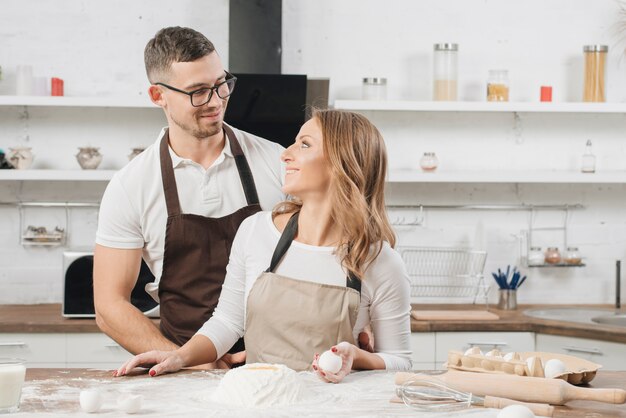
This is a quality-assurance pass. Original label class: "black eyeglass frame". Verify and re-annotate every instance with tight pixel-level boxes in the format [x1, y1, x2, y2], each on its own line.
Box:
[155, 71, 237, 107]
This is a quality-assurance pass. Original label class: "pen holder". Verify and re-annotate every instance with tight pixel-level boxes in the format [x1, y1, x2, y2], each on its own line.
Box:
[497, 289, 517, 310]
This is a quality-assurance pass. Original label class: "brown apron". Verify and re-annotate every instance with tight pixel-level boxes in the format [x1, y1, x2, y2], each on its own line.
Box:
[244, 212, 361, 371]
[158, 125, 261, 350]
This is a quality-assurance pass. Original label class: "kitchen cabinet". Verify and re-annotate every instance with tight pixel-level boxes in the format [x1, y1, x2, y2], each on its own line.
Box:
[65, 333, 132, 368]
[409, 332, 435, 370]
[536, 334, 626, 371]
[0, 333, 65, 367]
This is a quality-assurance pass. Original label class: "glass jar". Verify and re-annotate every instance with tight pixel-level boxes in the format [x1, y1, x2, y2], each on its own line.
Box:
[362, 77, 387, 100]
[487, 70, 509, 102]
[528, 247, 544, 266]
[420, 152, 438, 172]
[76, 147, 102, 170]
[581, 139, 596, 173]
[544, 247, 562, 265]
[564, 247, 582, 265]
[7, 147, 34, 170]
[433, 43, 458, 101]
[583, 45, 608, 102]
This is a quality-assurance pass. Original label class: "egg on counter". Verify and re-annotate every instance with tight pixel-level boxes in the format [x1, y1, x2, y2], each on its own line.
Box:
[496, 404, 536, 418]
[79, 389, 103, 413]
[544, 358, 567, 379]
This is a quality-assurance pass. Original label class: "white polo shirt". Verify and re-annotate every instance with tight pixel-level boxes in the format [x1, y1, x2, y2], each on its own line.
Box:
[96, 124, 285, 301]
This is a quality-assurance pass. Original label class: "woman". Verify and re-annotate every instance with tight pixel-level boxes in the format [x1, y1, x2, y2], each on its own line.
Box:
[115, 109, 412, 383]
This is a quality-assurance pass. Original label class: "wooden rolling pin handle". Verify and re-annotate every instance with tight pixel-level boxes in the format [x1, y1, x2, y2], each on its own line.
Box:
[570, 386, 626, 404]
[484, 396, 555, 417]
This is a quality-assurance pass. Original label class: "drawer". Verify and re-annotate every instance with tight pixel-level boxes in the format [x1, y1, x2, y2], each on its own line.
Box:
[66, 333, 132, 365]
[0, 333, 65, 364]
[536, 334, 626, 371]
[410, 332, 435, 364]
[435, 332, 535, 362]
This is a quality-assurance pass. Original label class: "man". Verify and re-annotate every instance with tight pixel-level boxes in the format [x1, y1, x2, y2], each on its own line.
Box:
[93, 27, 284, 362]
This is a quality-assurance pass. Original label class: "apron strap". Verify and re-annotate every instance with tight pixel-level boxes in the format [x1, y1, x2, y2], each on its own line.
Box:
[159, 129, 182, 217]
[266, 211, 361, 294]
[224, 125, 260, 206]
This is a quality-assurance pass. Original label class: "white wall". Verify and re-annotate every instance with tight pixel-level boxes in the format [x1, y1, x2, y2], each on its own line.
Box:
[1, 0, 625, 305]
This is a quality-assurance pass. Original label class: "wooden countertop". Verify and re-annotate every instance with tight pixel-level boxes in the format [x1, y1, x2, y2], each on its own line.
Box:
[1, 303, 625, 344]
[19, 368, 626, 417]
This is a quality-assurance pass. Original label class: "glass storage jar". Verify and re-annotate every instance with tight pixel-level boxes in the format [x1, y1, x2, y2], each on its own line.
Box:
[581, 139, 596, 173]
[433, 43, 458, 101]
[564, 247, 582, 265]
[420, 152, 439, 172]
[362, 77, 387, 100]
[487, 70, 509, 102]
[583, 45, 608, 102]
[544, 247, 562, 265]
[528, 247, 544, 266]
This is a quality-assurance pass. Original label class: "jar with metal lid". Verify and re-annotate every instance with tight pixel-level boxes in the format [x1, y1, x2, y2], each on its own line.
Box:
[544, 247, 561, 265]
[433, 43, 458, 101]
[564, 247, 582, 265]
[487, 70, 509, 102]
[528, 247, 544, 266]
[420, 152, 438, 172]
[362, 77, 387, 100]
[583, 45, 608, 102]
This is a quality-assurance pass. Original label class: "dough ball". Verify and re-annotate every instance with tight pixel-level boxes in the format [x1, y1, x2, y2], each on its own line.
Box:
[318, 350, 342, 374]
[497, 404, 536, 418]
[544, 358, 567, 379]
[79, 389, 103, 413]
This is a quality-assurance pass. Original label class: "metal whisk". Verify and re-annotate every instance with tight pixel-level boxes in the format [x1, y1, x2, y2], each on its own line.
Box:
[397, 379, 554, 416]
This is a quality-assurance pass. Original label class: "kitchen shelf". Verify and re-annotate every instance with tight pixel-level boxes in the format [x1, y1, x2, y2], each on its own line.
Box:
[529, 263, 586, 268]
[0, 95, 157, 108]
[388, 170, 626, 184]
[334, 100, 626, 113]
[0, 170, 116, 181]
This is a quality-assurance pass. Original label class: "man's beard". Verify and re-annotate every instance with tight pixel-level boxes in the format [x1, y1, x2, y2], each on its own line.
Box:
[171, 109, 223, 139]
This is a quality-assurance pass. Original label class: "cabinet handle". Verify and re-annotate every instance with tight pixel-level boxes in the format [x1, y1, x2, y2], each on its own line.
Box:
[104, 343, 121, 348]
[563, 345, 603, 355]
[0, 342, 26, 347]
[467, 342, 508, 348]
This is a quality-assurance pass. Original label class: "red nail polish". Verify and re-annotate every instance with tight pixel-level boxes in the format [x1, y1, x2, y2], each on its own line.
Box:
[321, 371, 326, 377]
[149, 370, 156, 377]
[313, 365, 317, 370]
[331, 347, 337, 353]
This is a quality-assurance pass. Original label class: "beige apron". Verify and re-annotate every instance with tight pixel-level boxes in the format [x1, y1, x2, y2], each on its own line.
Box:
[244, 212, 361, 371]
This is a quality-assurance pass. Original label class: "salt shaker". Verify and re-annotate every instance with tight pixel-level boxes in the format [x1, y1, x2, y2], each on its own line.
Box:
[544, 247, 562, 265]
[528, 247, 544, 266]
[419, 152, 438, 172]
[564, 247, 582, 265]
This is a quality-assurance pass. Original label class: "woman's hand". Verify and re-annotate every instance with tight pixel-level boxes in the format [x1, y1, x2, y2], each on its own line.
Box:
[312, 341, 356, 383]
[114, 349, 185, 377]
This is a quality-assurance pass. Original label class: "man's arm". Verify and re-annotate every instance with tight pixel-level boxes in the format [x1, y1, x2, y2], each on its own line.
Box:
[93, 244, 178, 354]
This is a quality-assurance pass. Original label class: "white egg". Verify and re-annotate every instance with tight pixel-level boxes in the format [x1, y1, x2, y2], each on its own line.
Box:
[118, 394, 142, 414]
[79, 389, 103, 413]
[464, 347, 483, 356]
[485, 349, 502, 357]
[503, 352, 517, 362]
[525, 356, 537, 371]
[318, 350, 342, 374]
[496, 404, 536, 418]
[544, 358, 567, 379]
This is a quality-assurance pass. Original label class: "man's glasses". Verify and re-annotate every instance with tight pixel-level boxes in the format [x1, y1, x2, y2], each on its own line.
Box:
[155, 71, 237, 107]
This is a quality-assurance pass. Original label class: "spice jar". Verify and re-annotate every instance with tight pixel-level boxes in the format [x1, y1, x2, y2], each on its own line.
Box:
[76, 147, 102, 170]
[528, 247, 544, 266]
[487, 70, 509, 102]
[420, 152, 438, 172]
[564, 247, 582, 265]
[433, 43, 458, 101]
[581, 139, 596, 173]
[583, 45, 608, 102]
[544, 247, 562, 265]
[362, 77, 387, 100]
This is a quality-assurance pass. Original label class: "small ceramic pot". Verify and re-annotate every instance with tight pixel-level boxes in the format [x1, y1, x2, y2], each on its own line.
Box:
[8, 147, 34, 169]
[76, 147, 102, 170]
[128, 147, 145, 161]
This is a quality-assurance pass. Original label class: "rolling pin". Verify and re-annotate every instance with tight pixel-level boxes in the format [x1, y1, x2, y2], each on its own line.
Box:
[395, 370, 626, 406]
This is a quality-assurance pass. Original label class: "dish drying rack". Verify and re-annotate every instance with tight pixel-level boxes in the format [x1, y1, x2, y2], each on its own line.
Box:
[399, 247, 489, 305]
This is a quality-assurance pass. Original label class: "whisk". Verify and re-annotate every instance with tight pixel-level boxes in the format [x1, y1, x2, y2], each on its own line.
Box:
[398, 379, 554, 416]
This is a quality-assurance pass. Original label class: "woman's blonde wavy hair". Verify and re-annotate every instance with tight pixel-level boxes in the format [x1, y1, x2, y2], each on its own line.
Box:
[274, 108, 396, 280]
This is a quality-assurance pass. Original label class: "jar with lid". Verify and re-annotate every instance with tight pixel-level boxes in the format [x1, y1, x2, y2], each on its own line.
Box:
[583, 45, 608, 102]
[420, 152, 438, 172]
[433, 43, 458, 101]
[487, 70, 509, 102]
[564, 247, 582, 265]
[544, 247, 562, 265]
[528, 247, 544, 266]
[362, 77, 387, 100]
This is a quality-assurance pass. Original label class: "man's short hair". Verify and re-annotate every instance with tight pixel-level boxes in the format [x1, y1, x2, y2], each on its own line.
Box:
[144, 26, 216, 83]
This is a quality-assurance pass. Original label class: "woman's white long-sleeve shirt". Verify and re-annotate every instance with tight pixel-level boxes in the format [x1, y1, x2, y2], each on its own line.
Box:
[197, 211, 413, 371]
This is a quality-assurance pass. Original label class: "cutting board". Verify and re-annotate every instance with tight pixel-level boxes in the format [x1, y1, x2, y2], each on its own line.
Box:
[411, 310, 500, 321]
